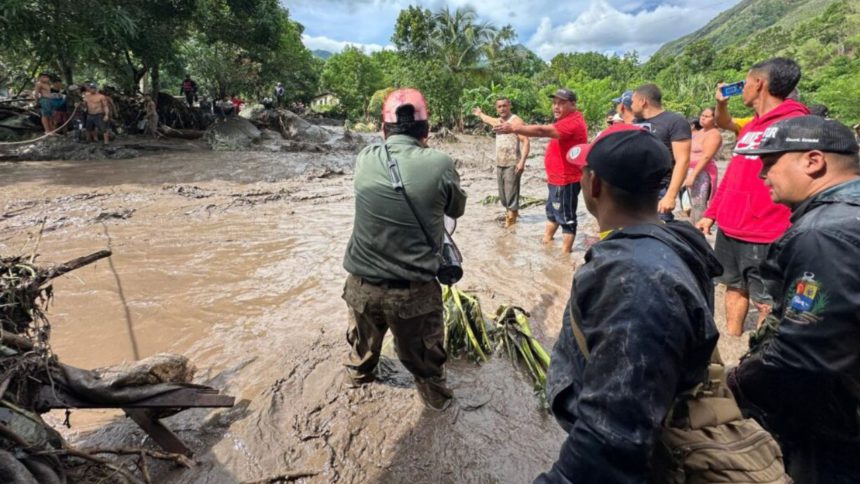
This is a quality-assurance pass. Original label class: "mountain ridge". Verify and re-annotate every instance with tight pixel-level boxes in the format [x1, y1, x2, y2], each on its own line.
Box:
[312, 49, 333, 60]
[656, 0, 837, 56]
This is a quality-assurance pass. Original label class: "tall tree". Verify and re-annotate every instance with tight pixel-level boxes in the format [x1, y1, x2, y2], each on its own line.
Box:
[320, 47, 385, 119]
[0, 0, 137, 85]
[391, 6, 435, 58]
[431, 7, 497, 74]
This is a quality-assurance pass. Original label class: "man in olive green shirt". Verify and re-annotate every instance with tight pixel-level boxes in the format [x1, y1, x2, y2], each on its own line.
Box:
[342, 88, 467, 410]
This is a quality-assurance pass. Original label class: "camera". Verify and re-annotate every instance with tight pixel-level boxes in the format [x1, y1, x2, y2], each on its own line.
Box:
[437, 231, 463, 285]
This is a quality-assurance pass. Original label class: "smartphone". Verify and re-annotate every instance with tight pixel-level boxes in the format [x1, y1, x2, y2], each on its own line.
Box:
[720, 81, 745, 98]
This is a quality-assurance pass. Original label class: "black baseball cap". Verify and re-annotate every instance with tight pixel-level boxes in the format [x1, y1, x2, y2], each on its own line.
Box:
[549, 88, 577, 103]
[735, 115, 860, 156]
[567, 123, 671, 192]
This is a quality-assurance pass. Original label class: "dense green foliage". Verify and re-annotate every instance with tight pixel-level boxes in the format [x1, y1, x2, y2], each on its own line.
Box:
[658, 0, 837, 56]
[3, 0, 858, 131]
[314, 0, 859, 131]
[0, 0, 319, 102]
[320, 47, 385, 119]
[647, 0, 860, 122]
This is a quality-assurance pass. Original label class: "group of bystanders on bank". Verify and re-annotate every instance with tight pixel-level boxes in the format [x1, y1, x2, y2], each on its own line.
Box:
[32, 73, 115, 145]
[341, 56, 860, 483]
[30, 73, 297, 144]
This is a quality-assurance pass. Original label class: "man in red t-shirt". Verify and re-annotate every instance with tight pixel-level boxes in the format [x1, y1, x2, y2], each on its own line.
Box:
[495, 88, 588, 253]
[696, 57, 808, 336]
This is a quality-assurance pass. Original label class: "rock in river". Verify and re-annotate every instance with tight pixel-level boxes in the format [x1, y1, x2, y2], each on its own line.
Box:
[204, 117, 262, 151]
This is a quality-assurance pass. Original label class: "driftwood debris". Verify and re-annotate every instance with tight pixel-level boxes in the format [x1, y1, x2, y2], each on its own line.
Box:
[158, 126, 204, 140]
[0, 251, 233, 482]
[155, 93, 209, 131]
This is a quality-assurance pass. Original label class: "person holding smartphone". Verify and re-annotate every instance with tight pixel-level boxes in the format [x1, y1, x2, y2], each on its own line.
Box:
[716, 82, 800, 134]
[696, 57, 809, 337]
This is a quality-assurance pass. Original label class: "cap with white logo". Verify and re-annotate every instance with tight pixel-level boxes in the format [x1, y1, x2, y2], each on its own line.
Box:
[735, 115, 859, 156]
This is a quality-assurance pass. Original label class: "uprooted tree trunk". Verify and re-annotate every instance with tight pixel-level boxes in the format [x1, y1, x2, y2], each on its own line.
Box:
[156, 92, 208, 131]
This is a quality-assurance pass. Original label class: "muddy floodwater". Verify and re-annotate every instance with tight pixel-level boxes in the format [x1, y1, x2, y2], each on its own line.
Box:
[0, 134, 746, 483]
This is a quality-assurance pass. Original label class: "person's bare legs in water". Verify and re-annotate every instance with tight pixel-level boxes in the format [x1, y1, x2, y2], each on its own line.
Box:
[543, 221, 558, 244]
[543, 221, 575, 253]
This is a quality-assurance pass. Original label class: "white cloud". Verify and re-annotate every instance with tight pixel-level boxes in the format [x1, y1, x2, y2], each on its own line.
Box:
[288, 0, 740, 60]
[526, 1, 725, 59]
[301, 34, 390, 54]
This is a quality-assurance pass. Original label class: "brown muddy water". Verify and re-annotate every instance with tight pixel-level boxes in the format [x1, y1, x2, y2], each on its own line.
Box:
[0, 133, 745, 483]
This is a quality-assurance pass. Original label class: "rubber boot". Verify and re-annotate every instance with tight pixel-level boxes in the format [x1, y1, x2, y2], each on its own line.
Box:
[416, 377, 453, 411]
[344, 367, 375, 387]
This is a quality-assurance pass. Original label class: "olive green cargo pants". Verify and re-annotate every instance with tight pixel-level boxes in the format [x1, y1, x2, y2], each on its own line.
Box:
[342, 274, 447, 384]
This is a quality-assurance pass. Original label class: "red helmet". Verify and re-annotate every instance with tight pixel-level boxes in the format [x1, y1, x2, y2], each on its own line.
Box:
[382, 88, 429, 123]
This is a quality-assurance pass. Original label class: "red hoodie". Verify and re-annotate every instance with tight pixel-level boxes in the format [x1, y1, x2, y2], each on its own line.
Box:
[704, 99, 809, 243]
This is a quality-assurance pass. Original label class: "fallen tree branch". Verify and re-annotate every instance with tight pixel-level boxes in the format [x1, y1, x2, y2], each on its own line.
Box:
[33, 447, 144, 484]
[84, 447, 195, 469]
[1, 332, 35, 351]
[38, 250, 112, 285]
[159, 126, 204, 139]
[0, 421, 32, 449]
[2, 421, 145, 483]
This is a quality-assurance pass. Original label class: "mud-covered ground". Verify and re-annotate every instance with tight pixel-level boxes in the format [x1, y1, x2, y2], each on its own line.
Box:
[0, 131, 748, 483]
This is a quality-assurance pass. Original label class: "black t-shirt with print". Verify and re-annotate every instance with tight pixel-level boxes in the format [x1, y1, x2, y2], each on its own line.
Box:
[634, 110, 691, 186]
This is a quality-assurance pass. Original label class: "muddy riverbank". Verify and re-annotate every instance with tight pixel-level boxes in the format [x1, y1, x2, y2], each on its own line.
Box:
[0, 134, 747, 482]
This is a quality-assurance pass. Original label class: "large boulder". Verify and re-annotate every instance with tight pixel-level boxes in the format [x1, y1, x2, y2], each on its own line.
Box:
[275, 109, 332, 143]
[204, 117, 261, 150]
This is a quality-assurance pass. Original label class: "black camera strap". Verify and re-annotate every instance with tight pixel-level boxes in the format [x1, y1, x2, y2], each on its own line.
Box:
[382, 144, 439, 253]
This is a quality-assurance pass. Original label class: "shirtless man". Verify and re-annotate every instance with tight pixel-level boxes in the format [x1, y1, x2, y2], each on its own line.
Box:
[83, 84, 110, 145]
[33, 73, 55, 133]
[473, 98, 530, 227]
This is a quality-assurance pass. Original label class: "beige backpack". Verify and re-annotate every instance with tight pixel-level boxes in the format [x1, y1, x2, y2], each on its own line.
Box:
[569, 313, 791, 483]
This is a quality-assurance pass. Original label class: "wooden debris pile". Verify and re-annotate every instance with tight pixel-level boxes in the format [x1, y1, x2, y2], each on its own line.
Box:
[0, 251, 197, 483]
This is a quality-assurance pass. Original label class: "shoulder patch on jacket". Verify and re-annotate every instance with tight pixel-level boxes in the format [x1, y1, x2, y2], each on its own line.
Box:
[785, 272, 828, 324]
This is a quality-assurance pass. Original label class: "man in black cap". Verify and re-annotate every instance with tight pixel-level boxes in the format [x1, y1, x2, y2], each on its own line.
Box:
[728, 116, 860, 483]
[495, 88, 587, 253]
[537, 123, 721, 482]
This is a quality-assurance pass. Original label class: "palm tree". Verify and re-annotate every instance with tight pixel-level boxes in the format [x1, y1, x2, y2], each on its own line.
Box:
[431, 7, 497, 73]
[430, 7, 498, 130]
[483, 25, 516, 69]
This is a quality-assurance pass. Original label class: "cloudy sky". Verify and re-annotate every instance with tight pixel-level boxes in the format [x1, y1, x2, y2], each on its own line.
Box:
[284, 0, 741, 60]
